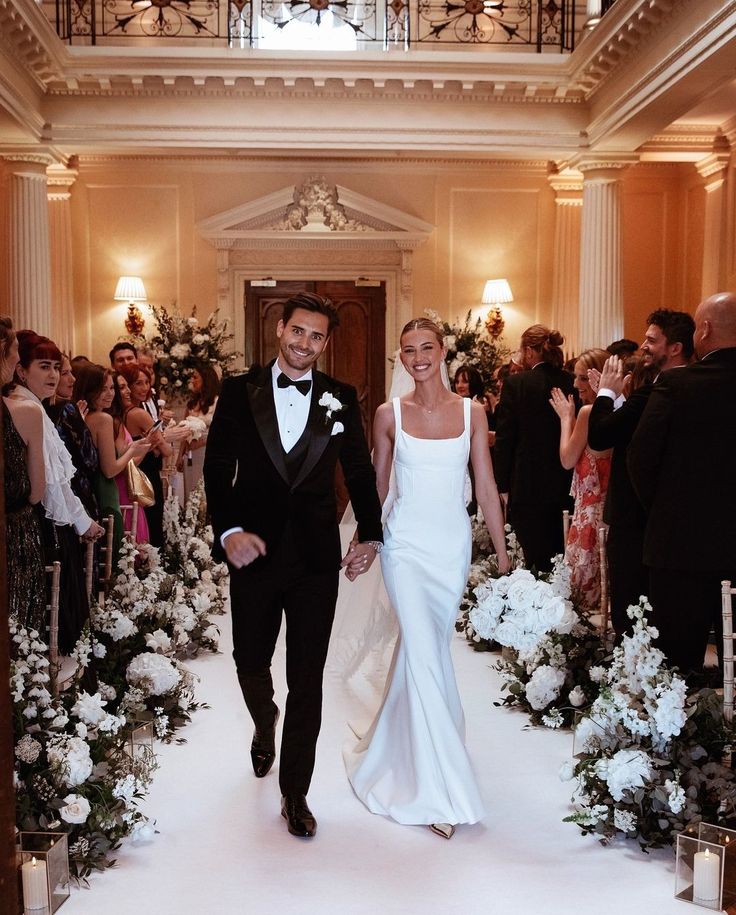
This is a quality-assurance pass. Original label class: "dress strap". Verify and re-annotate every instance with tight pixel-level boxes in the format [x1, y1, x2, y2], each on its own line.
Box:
[463, 396, 471, 434]
[392, 397, 402, 434]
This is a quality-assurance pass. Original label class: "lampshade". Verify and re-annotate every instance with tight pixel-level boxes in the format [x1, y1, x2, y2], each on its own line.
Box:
[481, 279, 513, 305]
[114, 275, 147, 302]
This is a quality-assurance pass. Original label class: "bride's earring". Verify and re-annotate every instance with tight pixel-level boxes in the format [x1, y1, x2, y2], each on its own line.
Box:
[429, 823, 455, 840]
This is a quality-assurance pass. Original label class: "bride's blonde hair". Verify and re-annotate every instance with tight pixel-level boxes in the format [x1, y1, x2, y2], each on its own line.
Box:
[400, 318, 444, 346]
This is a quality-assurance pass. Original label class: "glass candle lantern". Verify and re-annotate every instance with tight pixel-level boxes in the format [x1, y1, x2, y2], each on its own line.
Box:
[675, 823, 736, 911]
[17, 832, 69, 914]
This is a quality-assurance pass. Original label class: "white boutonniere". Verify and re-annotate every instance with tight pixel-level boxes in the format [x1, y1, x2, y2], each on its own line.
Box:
[318, 391, 345, 423]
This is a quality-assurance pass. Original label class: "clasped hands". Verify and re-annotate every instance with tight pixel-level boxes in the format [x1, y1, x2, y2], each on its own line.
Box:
[341, 541, 378, 581]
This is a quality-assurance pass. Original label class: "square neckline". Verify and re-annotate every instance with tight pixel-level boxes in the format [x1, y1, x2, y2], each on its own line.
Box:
[394, 397, 469, 441]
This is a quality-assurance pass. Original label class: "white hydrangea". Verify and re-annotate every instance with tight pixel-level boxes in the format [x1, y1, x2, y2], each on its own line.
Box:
[525, 665, 566, 711]
[126, 653, 180, 697]
[171, 342, 191, 359]
[603, 749, 653, 802]
[47, 735, 93, 788]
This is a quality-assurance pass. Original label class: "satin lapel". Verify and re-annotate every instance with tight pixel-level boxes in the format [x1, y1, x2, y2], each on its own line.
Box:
[247, 368, 289, 485]
[290, 374, 334, 490]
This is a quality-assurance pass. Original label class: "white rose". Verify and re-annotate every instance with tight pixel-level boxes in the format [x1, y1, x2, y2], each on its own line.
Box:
[60, 794, 91, 825]
[558, 760, 574, 782]
[144, 629, 173, 654]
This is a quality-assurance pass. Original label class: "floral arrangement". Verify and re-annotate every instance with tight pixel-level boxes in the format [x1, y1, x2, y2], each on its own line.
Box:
[563, 599, 736, 850]
[12, 622, 157, 881]
[468, 557, 606, 727]
[456, 522, 524, 650]
[147, 304, 242, 391]
[161, 484, 230, 625]
[424, 308, 508, 388]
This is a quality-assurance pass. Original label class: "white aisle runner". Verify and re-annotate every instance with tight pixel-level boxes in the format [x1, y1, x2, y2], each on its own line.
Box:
[68, 610, 685, 915]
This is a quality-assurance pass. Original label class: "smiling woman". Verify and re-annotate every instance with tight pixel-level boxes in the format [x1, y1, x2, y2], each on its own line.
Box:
[8, 331, 104, 652]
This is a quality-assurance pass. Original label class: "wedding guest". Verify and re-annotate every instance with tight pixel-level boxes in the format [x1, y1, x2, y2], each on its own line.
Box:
[45, 354, 99, 524]
[109, 341, 137, 375]
[9, 331, 104, 653]
[549, 348, 611, 612]
[607, 339, 639, 358]
[75, 364, 151, 566]
[176, 362, 220, 501]
[629, 292, 736, 681]
[120, 363, 171, 547]
[453, 364, 491, 514]
[1, 317, 46, 633]
[494, 324, 575, 572]
[110, 373, 150, 544]
[588, 308, 694, 637]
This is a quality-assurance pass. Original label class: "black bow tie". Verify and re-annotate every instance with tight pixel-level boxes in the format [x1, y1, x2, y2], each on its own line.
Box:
[277, 373, 311, 396]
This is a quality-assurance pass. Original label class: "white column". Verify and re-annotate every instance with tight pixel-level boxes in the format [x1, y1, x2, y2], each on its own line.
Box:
[6, 154, 54, 336]
[47, 164, 78, 354]
[548, 168, 583, 356]
[578, 159, 634, 351]
[697, 150, 731, 298]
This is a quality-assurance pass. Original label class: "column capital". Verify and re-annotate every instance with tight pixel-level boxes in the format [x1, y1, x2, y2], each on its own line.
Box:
[575, 154, 639, 181]
[46, 164, 79, 201]
[695, 151, 731, 186]
[547, 166, 583, 203]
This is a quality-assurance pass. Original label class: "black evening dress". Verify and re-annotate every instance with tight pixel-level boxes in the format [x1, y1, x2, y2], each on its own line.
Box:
[3, 402, 46, 633]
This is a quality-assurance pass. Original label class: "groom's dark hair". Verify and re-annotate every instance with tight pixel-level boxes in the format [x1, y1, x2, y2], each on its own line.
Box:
[282, 292, 340, 335]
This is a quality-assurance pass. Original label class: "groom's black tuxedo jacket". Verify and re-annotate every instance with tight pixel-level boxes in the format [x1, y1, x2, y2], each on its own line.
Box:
[203, 362, 383, 571]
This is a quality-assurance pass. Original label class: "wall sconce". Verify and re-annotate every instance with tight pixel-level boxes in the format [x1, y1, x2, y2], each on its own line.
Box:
[114, 276, 147, 336]
[482, 279, 513, 339]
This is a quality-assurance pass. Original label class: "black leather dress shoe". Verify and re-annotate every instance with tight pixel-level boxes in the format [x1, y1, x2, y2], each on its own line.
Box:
[250, 707, 279, 778]
[281, 794, 317, 838]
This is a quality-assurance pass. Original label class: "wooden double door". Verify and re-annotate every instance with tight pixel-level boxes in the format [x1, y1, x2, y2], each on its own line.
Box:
[245, 280, 386, 516]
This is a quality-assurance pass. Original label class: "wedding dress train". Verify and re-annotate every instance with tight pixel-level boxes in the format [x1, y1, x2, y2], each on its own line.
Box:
[344, 397, 486, 826]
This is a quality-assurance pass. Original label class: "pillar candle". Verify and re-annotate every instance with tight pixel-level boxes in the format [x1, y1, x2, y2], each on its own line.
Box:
[693, 847, 721, 902]
[21, 856, 48, 911]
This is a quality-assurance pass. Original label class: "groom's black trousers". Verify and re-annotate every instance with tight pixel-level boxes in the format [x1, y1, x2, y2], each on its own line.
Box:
[229, 523, 339, 796]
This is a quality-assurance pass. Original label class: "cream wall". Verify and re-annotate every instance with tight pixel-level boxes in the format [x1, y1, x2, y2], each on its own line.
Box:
[61, 156, 715, 364]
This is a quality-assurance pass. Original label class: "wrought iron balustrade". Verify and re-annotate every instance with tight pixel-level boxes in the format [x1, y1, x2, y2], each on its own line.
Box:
[46, 0, 617, 52]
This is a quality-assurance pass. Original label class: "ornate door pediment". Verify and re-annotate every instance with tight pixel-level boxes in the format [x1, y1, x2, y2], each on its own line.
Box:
[196, 175, 434, 249]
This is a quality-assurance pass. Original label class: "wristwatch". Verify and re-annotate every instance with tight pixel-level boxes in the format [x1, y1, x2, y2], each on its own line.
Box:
[363, 540, 383, 553]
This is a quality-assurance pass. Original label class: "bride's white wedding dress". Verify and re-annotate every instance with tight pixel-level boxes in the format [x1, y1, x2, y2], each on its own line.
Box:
[344, 396, 486, 826]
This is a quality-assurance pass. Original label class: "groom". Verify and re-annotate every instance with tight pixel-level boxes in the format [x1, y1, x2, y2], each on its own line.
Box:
[203, 292, 383, 838]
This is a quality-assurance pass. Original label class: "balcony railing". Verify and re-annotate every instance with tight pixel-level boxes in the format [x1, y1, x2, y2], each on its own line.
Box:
[46, 0, 618, 53]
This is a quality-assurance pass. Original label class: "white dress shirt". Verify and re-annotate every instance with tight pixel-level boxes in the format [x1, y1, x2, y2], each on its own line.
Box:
[272, 361, 312, 453]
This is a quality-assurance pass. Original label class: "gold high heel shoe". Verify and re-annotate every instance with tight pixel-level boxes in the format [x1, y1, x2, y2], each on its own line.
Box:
[429, 823, 456, 840]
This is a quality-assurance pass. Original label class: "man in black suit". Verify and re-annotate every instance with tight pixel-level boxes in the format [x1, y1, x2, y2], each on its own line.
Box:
[588, 309, 694, 636]
[494, 324, 575, 573]
[628, 292, 736, 679]
[203, 292, 383, 838]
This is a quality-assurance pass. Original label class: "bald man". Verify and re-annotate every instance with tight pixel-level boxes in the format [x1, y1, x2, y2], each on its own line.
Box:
[628, 292, 736, 682]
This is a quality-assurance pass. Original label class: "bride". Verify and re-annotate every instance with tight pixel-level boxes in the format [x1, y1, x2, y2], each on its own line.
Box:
[344, 317, 510, 839]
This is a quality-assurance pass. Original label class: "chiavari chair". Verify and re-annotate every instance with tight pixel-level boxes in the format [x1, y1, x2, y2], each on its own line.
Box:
[45, 560, 61, 697]
[722, 580, 736, 726]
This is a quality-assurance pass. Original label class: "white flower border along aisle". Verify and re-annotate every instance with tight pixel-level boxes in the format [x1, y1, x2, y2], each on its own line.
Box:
[12, 621, 157, 882]
[563, 599, 736, 851]
[468, 557, 607, 728]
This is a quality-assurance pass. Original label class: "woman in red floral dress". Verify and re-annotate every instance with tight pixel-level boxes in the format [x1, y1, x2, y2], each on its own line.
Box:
[550, 349, 612, 612]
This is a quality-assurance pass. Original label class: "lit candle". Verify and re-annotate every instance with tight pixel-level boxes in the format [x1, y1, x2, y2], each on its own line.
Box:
[693, 847, 721, 903]
[21, 856, 48, 911]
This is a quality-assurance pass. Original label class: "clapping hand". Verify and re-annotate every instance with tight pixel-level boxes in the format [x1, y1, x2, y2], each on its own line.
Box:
[587, 368, 601, 394]
[76, 399, 89, 420]
[598, 355, 628, 399]
[549, 387, 576, 421]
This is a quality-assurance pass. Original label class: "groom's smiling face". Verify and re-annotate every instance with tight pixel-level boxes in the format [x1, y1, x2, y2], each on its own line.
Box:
[276, 307, 331, 378]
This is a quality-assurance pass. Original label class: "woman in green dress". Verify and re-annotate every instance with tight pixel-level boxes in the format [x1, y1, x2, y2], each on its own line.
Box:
[73, 363, 151, 569]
